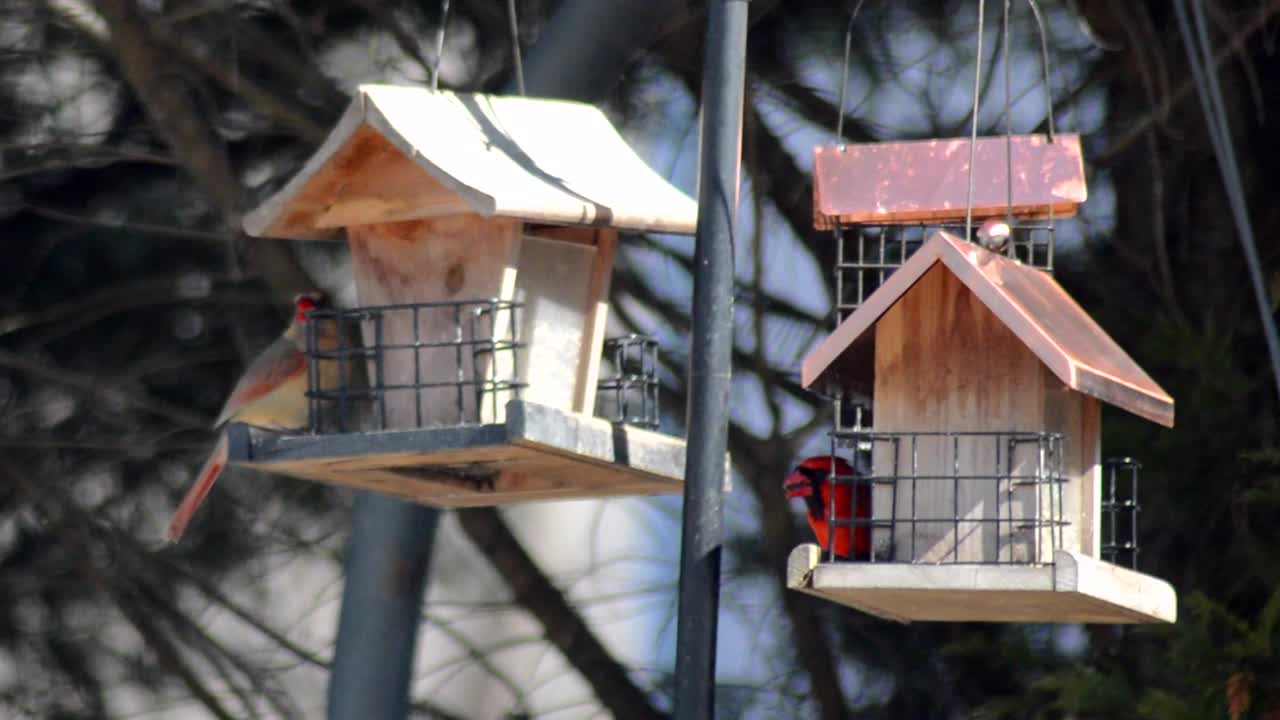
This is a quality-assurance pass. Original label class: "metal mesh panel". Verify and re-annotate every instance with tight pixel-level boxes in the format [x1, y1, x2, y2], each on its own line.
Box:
[595, 334, 660, 429]
[833, 221, 1055, 321]
[823, 429, 1068, 566]
[1101, 457, 1141, 569]
[303, 299, 525, 433]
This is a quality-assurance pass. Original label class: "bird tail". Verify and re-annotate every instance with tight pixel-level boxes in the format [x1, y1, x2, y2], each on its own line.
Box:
[167, 434, 228, 543]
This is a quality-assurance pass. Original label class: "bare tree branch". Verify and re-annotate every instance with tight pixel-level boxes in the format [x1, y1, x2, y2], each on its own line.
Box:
[22, 204, 227, 243]
[93, 0, 313, 296]
[1095, 0, 1280, 163]
[354, 0, 436, 80]
[145, 29, 331, 143]
[456, 508, 668, 720]
[3, 459, 241, 720]
[97, 0, 241, 217]
[0, 348, 211, 428]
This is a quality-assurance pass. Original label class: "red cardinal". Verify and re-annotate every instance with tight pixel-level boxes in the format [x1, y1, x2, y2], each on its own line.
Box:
[166, 292, 338, 542]
[783, 455, 872, 560]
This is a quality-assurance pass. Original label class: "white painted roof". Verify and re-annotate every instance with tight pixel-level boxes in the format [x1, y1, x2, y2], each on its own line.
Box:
[244, 85, 698, 238]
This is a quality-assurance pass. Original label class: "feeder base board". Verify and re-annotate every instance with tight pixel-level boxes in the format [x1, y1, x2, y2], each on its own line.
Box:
[787, 544, 1176, 624]
[226, 401, 695, 507]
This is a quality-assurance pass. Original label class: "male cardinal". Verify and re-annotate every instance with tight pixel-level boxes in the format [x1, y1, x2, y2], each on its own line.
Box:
[976, 217, 1012, 253]
[783, 455, 872, 560]
[166, 292, 338, 542]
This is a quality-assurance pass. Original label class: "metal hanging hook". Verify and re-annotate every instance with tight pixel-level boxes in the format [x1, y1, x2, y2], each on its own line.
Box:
[834, 0, 867, 145]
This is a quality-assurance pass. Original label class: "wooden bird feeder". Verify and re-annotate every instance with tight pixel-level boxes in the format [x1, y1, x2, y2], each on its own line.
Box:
[788, 232, 1177, 624]
[227, 84, 701, 506]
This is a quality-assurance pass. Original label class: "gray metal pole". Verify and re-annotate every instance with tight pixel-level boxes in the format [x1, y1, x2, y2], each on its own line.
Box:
[327, 493, 437, 719]
[326, 2, 686, 718]
[673, 1, 748, 717]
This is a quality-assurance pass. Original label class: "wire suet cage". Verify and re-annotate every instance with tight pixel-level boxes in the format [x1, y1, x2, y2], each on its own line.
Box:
[304, 299, 525, 434]
[833, 220, 1055, 320]
[824, 429, 1068, 566]
[1101, 458, 1141, 570]
[595, 334, 660, 430]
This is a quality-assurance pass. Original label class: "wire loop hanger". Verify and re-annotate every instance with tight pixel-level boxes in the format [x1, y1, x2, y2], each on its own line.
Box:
[431, 0, 525, 96]
[964, 0, 1059, 251]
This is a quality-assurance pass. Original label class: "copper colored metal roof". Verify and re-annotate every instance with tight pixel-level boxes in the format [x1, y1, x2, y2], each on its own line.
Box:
[801, 232, 1174, 427]
[813, 134, 1087, 228]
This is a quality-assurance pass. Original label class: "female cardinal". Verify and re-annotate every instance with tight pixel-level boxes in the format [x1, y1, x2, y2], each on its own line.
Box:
[166, 292, 338, 542]
[783, 455, 871, 560]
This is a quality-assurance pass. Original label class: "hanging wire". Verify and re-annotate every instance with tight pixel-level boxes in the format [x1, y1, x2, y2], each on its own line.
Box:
[834, 0, 867, 143]
[507, 0, 526, 95]
[1173, 0, 1280, 409]
[1026, 0, 1055, 141]
[1025, 0, 1056, 241]
[431, 0, 451, 90]
[831, 0, 866, 332]
[964, 0, 988, 241]
[1003, 0, 1014, 247]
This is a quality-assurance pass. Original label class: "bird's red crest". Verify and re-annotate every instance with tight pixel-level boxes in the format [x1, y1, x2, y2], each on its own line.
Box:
[293, 293, 322, 323]
[783, 455, 854, 499]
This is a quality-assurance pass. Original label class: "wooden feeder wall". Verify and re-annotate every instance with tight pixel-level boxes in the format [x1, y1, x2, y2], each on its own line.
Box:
[868, 262, 1099, 564]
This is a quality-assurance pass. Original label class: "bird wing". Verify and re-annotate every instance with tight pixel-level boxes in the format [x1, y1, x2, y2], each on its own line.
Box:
[214, 337, 307, 427]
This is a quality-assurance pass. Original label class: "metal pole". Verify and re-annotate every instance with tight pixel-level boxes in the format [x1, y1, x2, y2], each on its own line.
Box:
[327, 493, 437, 719]
[673, 1, 748, 717]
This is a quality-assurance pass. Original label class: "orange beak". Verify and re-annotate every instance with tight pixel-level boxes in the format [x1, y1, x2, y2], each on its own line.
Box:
[783, 470, 812, 499]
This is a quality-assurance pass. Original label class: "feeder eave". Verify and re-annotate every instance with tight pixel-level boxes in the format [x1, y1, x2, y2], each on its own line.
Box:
[243, 85, 698, 240]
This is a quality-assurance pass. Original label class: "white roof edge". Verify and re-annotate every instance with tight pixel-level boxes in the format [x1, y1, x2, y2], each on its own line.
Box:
[242, 93, 369, 238]
[244, 85, 698, 239]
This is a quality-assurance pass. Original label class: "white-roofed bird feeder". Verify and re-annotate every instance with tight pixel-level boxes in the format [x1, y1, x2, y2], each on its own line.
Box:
[227, 85, 701, 506]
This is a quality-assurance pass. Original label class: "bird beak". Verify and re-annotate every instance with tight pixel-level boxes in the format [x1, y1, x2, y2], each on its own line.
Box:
[783, 470, 812, 499]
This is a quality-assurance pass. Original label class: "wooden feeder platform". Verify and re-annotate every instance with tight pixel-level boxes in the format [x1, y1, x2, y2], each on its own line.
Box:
[224, 400, 691, 507]
[787, 544, 1176, 624]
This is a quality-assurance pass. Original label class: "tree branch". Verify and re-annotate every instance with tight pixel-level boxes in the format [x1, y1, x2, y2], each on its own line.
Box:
[146, 29, 332, 143]
[456, 508, 667, 720]
[3, 459, 241, 720]
[0, 348, 211, 428]
[1095, 0, 1280, 163]
[93, 0, 313, 296]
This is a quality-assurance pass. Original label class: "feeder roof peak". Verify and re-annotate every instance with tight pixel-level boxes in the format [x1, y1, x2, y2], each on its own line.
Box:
[244, 85, 698, 239]
[802, 231, 1174, 427]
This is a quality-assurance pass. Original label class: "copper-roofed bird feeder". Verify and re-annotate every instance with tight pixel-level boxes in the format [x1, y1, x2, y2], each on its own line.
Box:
[227, 85, 703, 506]
[788, 232, 1177, 624]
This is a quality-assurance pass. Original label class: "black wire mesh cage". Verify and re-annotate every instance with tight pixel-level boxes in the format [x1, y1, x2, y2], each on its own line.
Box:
[1101, 457, 1141, 570]
[823, 429, 1069, 566]
[303, 299, 525, 433]
[595, 334, 660, 430]
[833, 220, 1056, 321]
